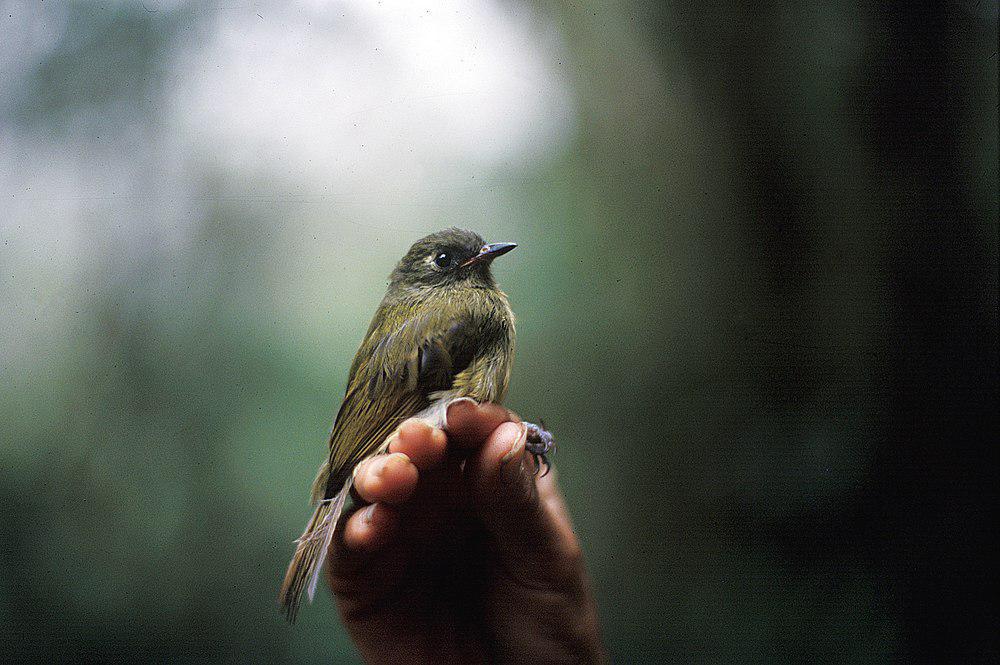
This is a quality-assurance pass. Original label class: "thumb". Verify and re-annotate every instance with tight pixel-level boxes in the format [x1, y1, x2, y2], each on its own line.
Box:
[464, 421, 583, 587]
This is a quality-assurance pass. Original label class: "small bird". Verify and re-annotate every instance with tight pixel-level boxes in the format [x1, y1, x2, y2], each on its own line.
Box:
[278, 228, 554, 622]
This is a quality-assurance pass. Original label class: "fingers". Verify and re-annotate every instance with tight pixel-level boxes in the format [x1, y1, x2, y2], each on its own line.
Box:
[341, 503, 400, 552]
[445, 398, 516, 448]
[331, 408, 514, 614]
[352, 453, 418, 505]
[465, 420, 534, 509]
[337, 404, 521, 559]
[389, 419, 448, 469]
[339, 416, 451, 555]
[465, 421, 584, 587]
[328, 502, 408, 620]
[351, 420, 448, 505]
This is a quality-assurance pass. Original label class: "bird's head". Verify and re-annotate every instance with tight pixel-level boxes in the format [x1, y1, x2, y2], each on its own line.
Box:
[389, 228, 516, 291]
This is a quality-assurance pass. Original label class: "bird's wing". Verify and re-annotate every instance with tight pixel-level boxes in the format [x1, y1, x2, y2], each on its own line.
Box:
[317, 299, 475, 500]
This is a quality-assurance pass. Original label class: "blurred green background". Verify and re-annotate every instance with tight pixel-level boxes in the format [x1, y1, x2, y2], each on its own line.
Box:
[1, 1, 996, 662]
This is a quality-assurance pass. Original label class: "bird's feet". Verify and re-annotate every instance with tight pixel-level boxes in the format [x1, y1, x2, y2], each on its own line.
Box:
[524, 421, 555, 476]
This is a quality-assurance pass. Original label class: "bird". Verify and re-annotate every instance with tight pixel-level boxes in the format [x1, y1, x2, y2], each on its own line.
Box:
[278, 227, 554, 622]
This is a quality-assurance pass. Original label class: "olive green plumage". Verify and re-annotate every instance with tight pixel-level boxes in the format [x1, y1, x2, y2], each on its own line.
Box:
[279, 228, 517, 622]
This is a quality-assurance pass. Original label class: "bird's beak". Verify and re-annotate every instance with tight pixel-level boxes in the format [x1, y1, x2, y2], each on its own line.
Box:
[462, 242, 517, 267]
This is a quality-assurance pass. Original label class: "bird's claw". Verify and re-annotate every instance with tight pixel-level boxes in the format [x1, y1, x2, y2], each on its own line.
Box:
[524, 421, 554, 476]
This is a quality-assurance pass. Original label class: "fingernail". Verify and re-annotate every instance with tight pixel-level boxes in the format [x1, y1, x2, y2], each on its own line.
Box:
[448, 397, 477, 413]
[400, 419, 430, 439]
[445, 397, 477, 424]
[499, 422, 528, 483]
[380, 452, 410, 477]
[362, 504, 376, 524]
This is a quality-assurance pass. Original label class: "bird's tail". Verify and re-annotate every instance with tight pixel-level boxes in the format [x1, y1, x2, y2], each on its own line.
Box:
[278, 477, 351, 623]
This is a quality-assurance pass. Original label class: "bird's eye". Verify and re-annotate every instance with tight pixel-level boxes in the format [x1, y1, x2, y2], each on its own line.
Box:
[434, 252, 452, 268]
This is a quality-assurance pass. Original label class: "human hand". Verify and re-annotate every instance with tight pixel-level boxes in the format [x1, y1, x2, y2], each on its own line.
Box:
[328, 400, 605, 664]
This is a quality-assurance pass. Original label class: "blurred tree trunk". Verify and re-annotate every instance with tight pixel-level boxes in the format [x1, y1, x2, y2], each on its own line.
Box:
[865, 2, 998, 660]
[658, 0, 997, 659]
